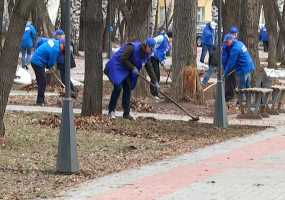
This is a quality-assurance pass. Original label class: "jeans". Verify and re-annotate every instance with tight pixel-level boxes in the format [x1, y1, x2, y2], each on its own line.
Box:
[202, 65, 214, 86]
[238, 72, 251, 89]
[263, 41, 269, 52]
[225, 72, 237, 102]
[31, 63, 46, 104]
[21, 47, 32, 68]
[148, 57, 160, 96]
[58, 64, 75, 92]
[200, 44, 213, 63]
[108, 78, 131, 116]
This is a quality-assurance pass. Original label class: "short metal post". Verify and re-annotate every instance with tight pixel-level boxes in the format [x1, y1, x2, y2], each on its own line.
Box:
[56, 0, 80, 173]
[214, 0, 228, 128]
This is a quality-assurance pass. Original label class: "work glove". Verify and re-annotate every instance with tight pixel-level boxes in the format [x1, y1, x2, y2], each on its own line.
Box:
[154, 81, 160, 94]
[132, 68, 139, 76]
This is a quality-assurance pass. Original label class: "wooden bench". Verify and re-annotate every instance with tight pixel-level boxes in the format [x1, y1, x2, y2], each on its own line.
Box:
[268, 85, 285, 114]
[237, 88, 273, 119]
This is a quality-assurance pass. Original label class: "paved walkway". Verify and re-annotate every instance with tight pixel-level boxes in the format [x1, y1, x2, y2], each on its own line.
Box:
[6, 104, 285, 127]
[50, 126, 285, 200]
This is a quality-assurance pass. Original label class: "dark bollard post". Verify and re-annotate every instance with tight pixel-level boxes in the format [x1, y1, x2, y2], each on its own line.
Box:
[56, 0, 80, 173]
[214, 0, 228, 128]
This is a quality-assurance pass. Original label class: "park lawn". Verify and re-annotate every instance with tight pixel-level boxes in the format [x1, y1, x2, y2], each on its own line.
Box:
[0, 112, 265, 200]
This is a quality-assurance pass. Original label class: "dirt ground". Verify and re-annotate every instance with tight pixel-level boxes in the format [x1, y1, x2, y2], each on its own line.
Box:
[9, 81, 240, 117]
[0, 112, 265, 200]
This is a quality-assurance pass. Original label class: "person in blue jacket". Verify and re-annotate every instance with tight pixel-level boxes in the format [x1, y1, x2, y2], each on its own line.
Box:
[20, 21, 37, 69]
[35, 36, 49, 49]
[259, 25, 269, 52]
[200, 21, 216, 63]
[223, 34, 255, 89]
[31, 39, 64, 106]
[104, 38, 159, 120]
[147, 31, 171, 97]
[223, 26, 239, 101]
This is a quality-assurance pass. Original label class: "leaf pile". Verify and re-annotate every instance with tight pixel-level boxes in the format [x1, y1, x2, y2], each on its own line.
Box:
[37, 114, 114, 130]
[20, 80, 37, 91]
[131, 99, 154, 112]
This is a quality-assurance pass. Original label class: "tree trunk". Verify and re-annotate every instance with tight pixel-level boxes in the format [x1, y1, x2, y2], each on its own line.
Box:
[0, 0, 36, 137]
[78, 0, 85, 51]
[149, 0, 158, 36]
[32, 0, 54, 36]
[118, 0, 152, 98]
[154, 0, 160, 35]
[81, 0, 103, 116]
[172, 0, 203, 102]
[240, 0, 262, 74]
[222, 0, 242, 33]
[276, 1, 285, 62]
[0, 0, 5, 53]
[263, 0, 278, 68]
[102, 0, 115, 52]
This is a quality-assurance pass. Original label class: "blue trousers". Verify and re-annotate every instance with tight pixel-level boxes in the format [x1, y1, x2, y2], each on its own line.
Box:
[108, 78, 131, 116]
[21, 47, 32, 68]
[200, 44, 213, 63]
[238, 72, 251, 89]
[202, 65, 214, 86]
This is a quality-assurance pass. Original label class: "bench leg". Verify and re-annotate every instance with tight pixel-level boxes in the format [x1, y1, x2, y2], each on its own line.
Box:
[260, 93, 271, 118]
[278, 91, 285, 112]
[271, 90, 281, 114]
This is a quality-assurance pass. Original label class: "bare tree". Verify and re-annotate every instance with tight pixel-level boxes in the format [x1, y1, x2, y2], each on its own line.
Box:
[262, 0, 278, 68]
[31, 0, 54, 36]
[118, 0, 152, 98]
[0, 0, 36, 138]
[81, 0, 104, 116]
[172, 0, 203, 102]
[213, 0, 242, 32]
[0, 0, 4, 52]
[240, 0, 262, 73]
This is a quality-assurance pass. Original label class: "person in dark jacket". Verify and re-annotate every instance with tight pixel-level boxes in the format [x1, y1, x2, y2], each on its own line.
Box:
[200, 22, 216, 63]
[104, 38, 159, 120]
[20, 21, 37, 69]
[31, 39, 64, 106]
[223, 34, 255, 89]
[259, 25, 269, 52]
[147, 31, 171, 97]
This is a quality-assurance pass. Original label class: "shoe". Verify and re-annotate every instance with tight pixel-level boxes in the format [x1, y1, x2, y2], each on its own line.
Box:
[71, 91, 77, 99]
[108, 111, 116, 119]
[22, 65, 28, 70]
[154, 96, 160, 100]
[123, 114, 135, 121]
[36, 102, 45, 107]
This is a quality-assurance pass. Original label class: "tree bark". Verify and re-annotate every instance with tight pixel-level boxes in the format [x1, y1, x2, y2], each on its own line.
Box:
[223, 0, 242, 33]
[81, 0, 104, 116]
[118, 0, 152, 98]
[172, 0, 203, 102]
[32, 0, 54, 36]
[276, 1, 285, 62]
[78, 0, 85, 51]
[0, 0, 36, 137]
[263, 0, 278, 68]
[240, 0, 262, 74]
[0, 0, 4, 52]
